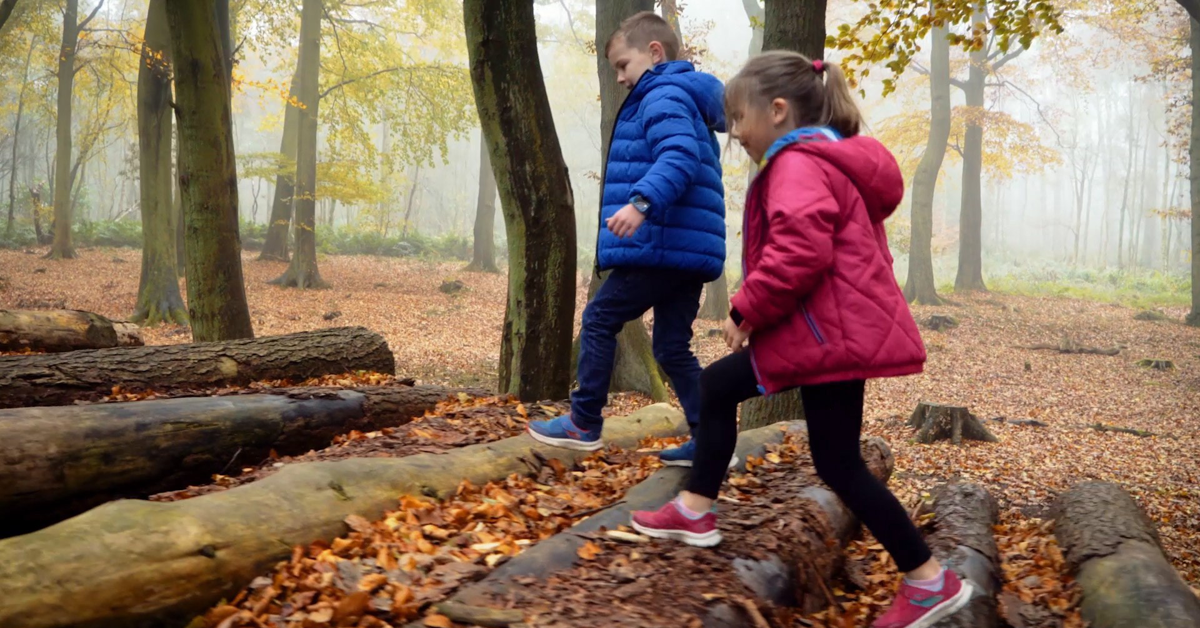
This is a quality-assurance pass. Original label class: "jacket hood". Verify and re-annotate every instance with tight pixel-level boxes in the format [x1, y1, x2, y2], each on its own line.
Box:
[640, 61, 727, 134]
[767, 128, 904, 223]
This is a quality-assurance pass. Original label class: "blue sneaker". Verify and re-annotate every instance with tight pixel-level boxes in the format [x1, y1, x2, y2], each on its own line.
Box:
[527, 415, 604, 451]
[658, 439, 739, 469]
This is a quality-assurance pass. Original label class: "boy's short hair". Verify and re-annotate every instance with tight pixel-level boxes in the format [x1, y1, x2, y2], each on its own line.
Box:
[604, 11, 680, 61]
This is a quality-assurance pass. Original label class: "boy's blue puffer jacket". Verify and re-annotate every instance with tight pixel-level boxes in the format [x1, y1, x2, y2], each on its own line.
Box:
[598, 60, 726, 282]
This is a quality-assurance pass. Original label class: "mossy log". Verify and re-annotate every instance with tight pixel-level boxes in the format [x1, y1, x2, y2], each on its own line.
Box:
[435, 430, 896, 627]
[0, 326, 395, 408]
[0, 404, 686, 628]
[917, 483, 1001, 627]
[0, 384, 468, 537]
[0, 308, 144, 352]
[1052, 481, 1200, 628]
[909, 402, 998, 445]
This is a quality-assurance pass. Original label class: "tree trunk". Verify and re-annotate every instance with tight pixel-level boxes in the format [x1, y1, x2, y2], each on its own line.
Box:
[660, 0, 684, 43]
[0, 0, 17, 31]
[167, 0, 255, 340]
[133, 0, 188, 327]
[1188, 19, 1200, 326]
[465, 137, 500, 272]
[698, 272, 730, 320]
[0, 309, 143, 353]
[0, 405, 684, 628]
[1053, 481, 1200, 627]
[48, 0, 79, 260]
[467, 0, 577, 401]
[954, 8, 987, 292]
[6, 36, 34, 239]
[174, 139, 186, 274]
[904, 23, 949, 305]
[0, 384, 464, 537]
[762, 0, 826, 58]
[0, 326, 394, 409]
[918, 484, 1002, 627]
[258, 71, 300, 262]
[741, 389, 805, 431]
[742, 0, 764, 55]
[271, 0, 326, 289]
[1117, 98, 1138, 269]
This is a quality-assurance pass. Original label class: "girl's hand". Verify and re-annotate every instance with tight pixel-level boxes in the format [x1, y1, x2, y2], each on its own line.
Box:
[723, 316, 751, 352]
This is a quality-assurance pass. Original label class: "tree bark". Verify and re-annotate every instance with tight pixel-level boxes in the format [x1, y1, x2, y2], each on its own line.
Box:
[698, 272, 730, 320]
[465, 135, 499, 272]
[167, 0, 255, 340]
[904, 23, 949, 305]
[133, 0, 188, 327]
[0, 0, 17, 31]
[258, 70, 300, 262]
[0, 404, 684, 628]
[48, 0, 80, 260]
[909, 401, 998, 444]
[0, 326, 394, 409]
[1053, 481, 1200, 627]
[0, 383, 463, 537]
[6, 35, 34, 239]
[271, 0, 326, 289]
[467, 0, 577, 400]
[740, 390, 805, 431]
[1188, 19, 1200, 326]
[762, 0, 826, 58]
[918, 483, 1002, 627]
[742, 0, 764, 55]
[954, 7, 987, 292]
[0, 309, 143, 353]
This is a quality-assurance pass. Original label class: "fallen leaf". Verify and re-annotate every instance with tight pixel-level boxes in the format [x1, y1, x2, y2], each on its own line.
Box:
[577, 540, 602, 561]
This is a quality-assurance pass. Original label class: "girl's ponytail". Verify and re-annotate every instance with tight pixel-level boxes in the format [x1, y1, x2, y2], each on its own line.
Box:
[818, 61, 862, 139]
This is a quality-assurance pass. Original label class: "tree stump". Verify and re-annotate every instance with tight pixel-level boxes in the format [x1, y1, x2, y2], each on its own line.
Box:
[909, 402, 998, 445]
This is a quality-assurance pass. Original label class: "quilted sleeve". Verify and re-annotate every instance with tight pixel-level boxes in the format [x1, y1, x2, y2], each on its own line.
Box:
[629, 87, 702, 215]
[730, 154, 839, 331]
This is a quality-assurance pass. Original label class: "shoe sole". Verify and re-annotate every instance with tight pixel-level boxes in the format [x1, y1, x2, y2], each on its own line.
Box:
[661, 455, 739, 470]
[900, 580, 975, 628]
[630, 519, 723, 547]
[526, 427, 604, 451]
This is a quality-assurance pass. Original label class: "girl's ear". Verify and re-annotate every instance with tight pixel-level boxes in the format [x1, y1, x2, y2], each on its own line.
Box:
[770, 98, 790, 126]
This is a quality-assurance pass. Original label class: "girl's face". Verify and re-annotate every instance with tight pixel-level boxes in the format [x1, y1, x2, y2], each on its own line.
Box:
[729, 97, 793, 163]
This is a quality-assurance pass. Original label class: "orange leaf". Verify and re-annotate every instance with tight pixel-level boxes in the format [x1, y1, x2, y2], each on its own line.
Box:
[424, 614, 454, 628]
[577, 540, 602, 561]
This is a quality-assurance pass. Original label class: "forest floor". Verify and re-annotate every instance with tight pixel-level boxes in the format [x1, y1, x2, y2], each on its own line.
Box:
[2, 248, 1198, 626]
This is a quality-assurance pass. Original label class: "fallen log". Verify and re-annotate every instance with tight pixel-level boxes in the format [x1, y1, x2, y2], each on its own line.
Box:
[1052, 481, 1200, 628]
[0, 383, 472, 537]
[917, 483, 1001, 628]
[0, 403, 686, 628]
[0, 308, 144, 352]
[0, 326, 395, 408]
[1090, 422, 1156, 438]
[1017, 336, 1121, 356]
[435, 429, 897, 627]
[909, 402, 998, 445]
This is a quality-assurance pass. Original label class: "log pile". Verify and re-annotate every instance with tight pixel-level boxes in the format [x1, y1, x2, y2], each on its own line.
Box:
[0, 326, 396, 408]
[1052, 481, 1200, 628]
[0, 404, 688, 628]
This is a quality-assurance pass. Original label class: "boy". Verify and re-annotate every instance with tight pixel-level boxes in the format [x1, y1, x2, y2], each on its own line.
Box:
[528, 12, 727, 466]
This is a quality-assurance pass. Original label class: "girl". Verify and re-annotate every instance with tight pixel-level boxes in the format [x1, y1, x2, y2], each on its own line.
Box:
[629, 51, 972, 628]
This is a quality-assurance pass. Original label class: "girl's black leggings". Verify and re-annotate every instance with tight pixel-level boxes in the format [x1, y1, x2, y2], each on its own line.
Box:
[687, 350, 933, 573]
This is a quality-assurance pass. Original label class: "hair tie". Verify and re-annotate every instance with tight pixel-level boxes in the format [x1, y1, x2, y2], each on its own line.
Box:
[812, 59, 825, 74]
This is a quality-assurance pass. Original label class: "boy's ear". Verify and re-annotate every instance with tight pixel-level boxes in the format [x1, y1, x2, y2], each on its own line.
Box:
[648, 40, 665, 64]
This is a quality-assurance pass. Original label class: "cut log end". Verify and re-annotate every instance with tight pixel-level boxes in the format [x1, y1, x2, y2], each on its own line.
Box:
[910, 402, 998, 445]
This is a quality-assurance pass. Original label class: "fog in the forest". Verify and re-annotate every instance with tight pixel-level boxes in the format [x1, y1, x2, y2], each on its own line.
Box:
[0, 0, 1193, 298]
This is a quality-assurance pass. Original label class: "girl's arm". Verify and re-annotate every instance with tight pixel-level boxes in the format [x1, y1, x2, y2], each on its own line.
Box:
[730, 153, 838, 331]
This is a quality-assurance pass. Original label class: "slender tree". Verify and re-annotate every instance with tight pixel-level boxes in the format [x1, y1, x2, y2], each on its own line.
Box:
[270, 0, 326, 288]
[465, 136, 499, 272]
[6, 35, 35, 239]
[259, 72, 301, 262]
[132, 0, 187, 326]
[1187, 18, 1200, 326]
[465, 0, 577, 400]
[903, 22, 950, 305]
[47, 0, 103, 259]
[166, 0, 254, 341]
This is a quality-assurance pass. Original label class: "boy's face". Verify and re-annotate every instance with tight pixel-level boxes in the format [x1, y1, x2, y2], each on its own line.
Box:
[607, 36, 665, 90]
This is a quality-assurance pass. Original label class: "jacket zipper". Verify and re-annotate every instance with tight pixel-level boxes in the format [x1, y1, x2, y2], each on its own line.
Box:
[743, 170, 768, 395]
[801, 304, 826, 345]
[594, 79, 648, 271]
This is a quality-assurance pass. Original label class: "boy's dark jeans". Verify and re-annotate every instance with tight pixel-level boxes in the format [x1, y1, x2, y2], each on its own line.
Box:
[571, 267, 706, 433]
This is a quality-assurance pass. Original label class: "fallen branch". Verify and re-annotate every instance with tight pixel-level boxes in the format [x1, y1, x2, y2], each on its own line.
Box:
[1089, 423, 1156, 438]
[0, 404, 687, 628]
[1017, 336, 1120, 356]
[1053, 481, 1200, 627]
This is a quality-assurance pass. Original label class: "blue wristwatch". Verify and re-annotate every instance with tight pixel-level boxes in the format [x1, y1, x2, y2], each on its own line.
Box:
[630, 195, 650, 213]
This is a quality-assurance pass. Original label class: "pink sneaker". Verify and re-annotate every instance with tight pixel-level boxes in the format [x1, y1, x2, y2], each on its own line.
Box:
[630, 499, 722, 547]
[872, 569, 973, 628]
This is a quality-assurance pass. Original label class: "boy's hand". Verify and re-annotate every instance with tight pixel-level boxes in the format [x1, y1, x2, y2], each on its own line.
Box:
[606, 204, 645, 238]
[723, 316, 751, 352]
